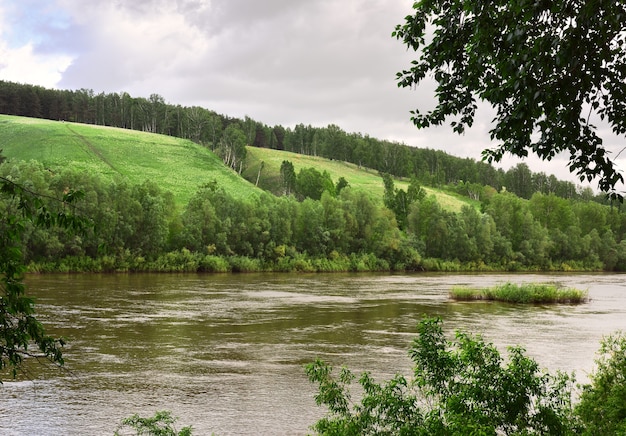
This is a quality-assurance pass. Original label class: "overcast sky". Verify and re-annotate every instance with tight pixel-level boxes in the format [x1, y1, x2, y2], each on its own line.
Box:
[0, 0, 623, 190]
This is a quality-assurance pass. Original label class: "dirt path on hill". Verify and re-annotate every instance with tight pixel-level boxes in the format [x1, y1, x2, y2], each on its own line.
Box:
[65, 124, 120, 173]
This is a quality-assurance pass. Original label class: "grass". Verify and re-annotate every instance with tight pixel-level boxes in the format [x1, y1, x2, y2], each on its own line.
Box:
[0, 114, 478, 212]
[0, 115, 263, 206]
[244, 146, 478, 213]
[449, 282, 589, 304]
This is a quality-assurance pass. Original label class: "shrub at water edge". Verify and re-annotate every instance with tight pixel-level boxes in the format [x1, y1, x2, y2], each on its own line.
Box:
[306, 317, 579, 435]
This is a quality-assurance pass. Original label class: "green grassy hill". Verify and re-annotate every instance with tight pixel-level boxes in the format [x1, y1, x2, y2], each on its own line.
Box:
[244, 146, 477, 213]
[0, 115, 262, 206]
[0, 114, 475, 212]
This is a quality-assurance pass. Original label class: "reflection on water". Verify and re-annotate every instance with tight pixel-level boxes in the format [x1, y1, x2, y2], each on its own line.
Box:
[1, 273, 625, 435]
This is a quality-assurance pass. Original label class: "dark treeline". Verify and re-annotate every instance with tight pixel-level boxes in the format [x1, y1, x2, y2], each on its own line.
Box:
[2, 160, 625, 273]
[0, 80, 599, 202]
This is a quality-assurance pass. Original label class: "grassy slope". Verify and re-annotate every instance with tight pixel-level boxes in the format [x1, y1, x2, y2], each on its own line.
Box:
[0, 115, 262, 206]
[244, 146, 478, 213]
[0, 114, 476, 212]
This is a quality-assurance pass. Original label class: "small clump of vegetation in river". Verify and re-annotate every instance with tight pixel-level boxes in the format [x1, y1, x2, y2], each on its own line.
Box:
[449, 282, 588, 304]
[114, 410, 193, 436]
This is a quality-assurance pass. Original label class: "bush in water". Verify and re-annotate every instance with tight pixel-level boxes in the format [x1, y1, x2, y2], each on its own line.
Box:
[114, 411, 192, 436]
[449, 282, 589, 304]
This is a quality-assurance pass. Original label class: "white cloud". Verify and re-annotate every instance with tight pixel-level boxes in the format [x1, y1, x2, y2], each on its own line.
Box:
[0, 1, 73, 87]
[0, 41, 73, 88]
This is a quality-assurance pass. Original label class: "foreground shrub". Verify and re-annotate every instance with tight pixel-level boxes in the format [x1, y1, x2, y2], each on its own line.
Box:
[118, 323, 626, 435]
[576, 332, 626, 435]
[307, 318, 580, 435]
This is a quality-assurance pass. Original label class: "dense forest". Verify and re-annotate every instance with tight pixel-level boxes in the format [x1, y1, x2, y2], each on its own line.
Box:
[1, 80, 625, 273]
[1, 158, 625, 273]
[0, 80, 603, 202]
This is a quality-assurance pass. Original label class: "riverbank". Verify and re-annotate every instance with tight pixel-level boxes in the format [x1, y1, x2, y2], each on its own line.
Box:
[25, 251, 608, 274]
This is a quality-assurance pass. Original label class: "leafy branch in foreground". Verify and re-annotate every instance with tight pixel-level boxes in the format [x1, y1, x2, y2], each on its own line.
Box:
[394, 1, 626, 198]
[576, 332, 626, 435]
[307, 317, 580, 435]
[0, 174, 89, 380]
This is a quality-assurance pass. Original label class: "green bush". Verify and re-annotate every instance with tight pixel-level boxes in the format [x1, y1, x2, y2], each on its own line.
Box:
[227, 256, 262, 272]
[292, 256, 315, 272]
[114, 410, 192, 436]
[450, 283, 588, 304]
[307, 318, 579, 435]
[273, 256, 297, 272]
[311, 256, 351, 272]
[576, 332, 626, 435]
[198, 255, 230, 273]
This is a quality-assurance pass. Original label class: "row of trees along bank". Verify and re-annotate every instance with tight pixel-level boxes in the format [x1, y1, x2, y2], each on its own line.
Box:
[1, 159, 625, 273]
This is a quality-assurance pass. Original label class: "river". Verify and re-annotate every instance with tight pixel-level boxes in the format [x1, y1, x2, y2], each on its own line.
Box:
[1, 273, 625, 435]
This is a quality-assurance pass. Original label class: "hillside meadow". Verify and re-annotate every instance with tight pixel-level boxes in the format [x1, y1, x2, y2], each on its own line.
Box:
[0, 115, 261, 207]
[244, 145, 477, 213]
[0, 114, 474, 212]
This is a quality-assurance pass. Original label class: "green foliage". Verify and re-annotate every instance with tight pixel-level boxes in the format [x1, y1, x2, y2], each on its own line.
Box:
[2, 140, 626, 273]
[296, 167, 335, 200]
[307, 318, 579, 435]
[576, 332, 626, 435]
[484, 192, 552, 266]
[0, 174, 88, 379]
[245, 146, 478, 212]
[2, 83, 590, 202]
[280, 160, 296, 195]
[218, 123, 247, 173]
[336, 176, 349, 194]
[198, 255, 230, 273]
[393, 1, 626, 197]
[227, 255, 263, 273]
[0, 115, 261, 207]
[114, 410, 193, 436]
[306, 360, 424, 435]
[450, 282, 588, 304]
[383, 173, 427, 230]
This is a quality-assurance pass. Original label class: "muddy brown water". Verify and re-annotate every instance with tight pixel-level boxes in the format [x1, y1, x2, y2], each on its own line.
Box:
[1, 273, 624, 435]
